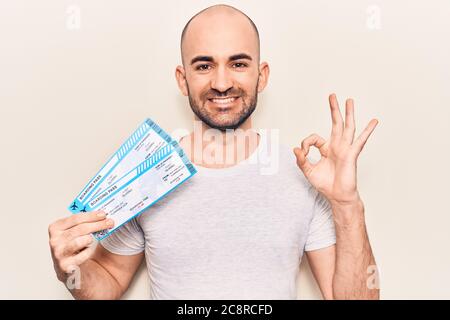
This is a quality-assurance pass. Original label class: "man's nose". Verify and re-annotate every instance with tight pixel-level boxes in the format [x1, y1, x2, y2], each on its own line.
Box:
[210, 66, 233, 93]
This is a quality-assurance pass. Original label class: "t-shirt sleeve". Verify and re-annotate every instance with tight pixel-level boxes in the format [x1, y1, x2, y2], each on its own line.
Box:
[304, 189, 337, 252]
[99, 218, 145, 255]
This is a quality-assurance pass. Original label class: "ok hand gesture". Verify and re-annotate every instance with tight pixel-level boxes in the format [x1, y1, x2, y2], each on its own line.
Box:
[294, 94, 378, 206]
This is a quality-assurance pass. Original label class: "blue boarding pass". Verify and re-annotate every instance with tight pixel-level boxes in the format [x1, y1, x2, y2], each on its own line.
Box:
[68, 119, 197, 240]
[69, 118, 173, 213]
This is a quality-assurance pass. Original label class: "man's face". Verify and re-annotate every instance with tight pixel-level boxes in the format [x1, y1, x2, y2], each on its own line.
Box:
[185, 67, 259, 131]
[178, 10, 263, 131]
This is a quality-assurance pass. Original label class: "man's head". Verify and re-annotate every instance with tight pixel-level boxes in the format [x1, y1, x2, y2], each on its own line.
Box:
[175, 4, 269, 131]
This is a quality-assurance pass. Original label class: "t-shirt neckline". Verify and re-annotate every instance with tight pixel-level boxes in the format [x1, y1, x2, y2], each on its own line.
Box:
[178, 129, 266, 178]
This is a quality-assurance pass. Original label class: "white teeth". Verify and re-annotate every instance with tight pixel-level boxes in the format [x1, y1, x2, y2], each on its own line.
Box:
[211, 97, 237, 104]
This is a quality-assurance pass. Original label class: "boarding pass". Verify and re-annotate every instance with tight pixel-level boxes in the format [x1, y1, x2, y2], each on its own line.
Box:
[68, 119, 197, 240]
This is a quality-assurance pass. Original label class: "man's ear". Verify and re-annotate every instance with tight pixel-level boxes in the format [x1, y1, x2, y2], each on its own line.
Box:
[175, 65, 188, 96]
[257, 62, 270, 93]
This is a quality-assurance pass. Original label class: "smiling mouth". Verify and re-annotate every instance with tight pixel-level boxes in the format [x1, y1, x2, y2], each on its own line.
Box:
[207, 96, 240, 108]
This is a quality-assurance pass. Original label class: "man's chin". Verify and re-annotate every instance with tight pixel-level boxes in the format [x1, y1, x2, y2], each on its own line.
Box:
[197, 110, 241, 131]
[204, 120, 242, 131]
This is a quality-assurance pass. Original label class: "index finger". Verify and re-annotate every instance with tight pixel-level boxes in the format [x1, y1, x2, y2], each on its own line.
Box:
[352, 118, 378, 154]
[54, 211, 108, 231]
[329, 93, 344, 139]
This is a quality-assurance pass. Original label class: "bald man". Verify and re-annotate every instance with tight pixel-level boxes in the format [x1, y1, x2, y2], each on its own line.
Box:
[49, 4, 380, 300]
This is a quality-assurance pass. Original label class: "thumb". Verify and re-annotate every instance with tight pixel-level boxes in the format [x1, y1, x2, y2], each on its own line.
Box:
[293, 147, 313, 176]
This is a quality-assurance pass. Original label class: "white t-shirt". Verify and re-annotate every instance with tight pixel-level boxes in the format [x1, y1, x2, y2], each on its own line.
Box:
[100, 130, 336, 299]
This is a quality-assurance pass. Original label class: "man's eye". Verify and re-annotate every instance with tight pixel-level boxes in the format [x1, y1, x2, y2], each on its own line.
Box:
[196, 64, 211, 71]
[233, 62, 248, 68]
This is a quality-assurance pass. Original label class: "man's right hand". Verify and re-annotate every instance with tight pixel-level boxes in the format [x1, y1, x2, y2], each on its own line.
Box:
[48, 211, 114, 282]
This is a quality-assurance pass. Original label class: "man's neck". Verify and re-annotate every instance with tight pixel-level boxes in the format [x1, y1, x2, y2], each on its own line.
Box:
[179, 116, 260, 169]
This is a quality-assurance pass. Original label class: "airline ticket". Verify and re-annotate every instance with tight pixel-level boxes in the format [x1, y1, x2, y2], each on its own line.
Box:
[68, 119, 197, 240]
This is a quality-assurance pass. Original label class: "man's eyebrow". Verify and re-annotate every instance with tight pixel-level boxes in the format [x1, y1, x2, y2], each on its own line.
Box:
[228, 53, 253, 61]
[190, 55, 214, 65]
[190, 53, 253, 65]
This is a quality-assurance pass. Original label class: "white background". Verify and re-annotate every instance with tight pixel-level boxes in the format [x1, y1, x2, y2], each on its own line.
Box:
[1, 0, 449, 299]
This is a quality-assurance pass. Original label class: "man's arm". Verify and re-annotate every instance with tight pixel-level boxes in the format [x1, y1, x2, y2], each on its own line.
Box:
[69, 244, 144, 300]
[331, 200, 379, 299]
[305, 245, 335, 300]
[306, 200, 379, 300]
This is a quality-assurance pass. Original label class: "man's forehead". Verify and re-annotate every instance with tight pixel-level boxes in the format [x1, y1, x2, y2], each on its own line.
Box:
[183, 30, 257, 62]
[181, 7, 259, 63]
